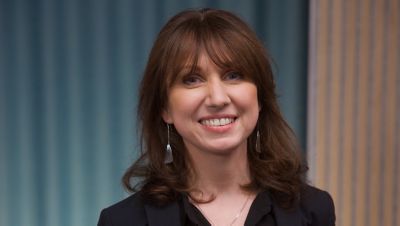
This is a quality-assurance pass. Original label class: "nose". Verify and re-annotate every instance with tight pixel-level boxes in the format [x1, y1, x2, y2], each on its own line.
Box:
[205, 78, 231, 108]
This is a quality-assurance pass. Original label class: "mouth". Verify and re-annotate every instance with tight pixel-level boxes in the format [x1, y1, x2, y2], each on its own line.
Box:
[199, 117, 236, 127]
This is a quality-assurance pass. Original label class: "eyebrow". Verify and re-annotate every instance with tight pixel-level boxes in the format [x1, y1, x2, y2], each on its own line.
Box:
[178, 61, 234, 76]
[178, 65, 202, 75]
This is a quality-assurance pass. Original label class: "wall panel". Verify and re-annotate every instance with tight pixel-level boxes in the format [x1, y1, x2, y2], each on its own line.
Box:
[308, 0, 400, 225]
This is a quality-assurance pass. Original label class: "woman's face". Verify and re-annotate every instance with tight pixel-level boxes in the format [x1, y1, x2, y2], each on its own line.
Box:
[162, 53, 259, 156]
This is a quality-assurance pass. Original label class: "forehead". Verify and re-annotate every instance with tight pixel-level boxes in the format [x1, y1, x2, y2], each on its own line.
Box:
[177, 53, 230, 79]
[173, 39, 236, 75]
[162, 22, 258, 85]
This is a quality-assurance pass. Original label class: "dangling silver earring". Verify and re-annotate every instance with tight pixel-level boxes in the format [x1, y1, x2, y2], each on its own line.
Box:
[255, 130, 261, 153]
[165, 124, 173, 163]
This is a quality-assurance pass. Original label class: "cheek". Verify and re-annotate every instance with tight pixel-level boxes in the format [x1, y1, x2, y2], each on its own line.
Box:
[234, 85, 259, 109]
[233, 85, 260, 127]
[167, 89, 203, 121]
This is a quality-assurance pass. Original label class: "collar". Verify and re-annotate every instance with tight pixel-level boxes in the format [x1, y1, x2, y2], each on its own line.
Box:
[143, 192, 304, 226]
[272, 199, 303, 226]
[144, 201, 182, 226]
[249, 190, 303, 226]
[244, 191, 272, 225]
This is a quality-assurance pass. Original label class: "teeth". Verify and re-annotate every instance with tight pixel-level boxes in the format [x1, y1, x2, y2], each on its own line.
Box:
[201, 118, 234, 126]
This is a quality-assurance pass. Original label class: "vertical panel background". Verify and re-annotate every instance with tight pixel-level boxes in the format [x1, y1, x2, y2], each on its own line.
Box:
[308, 0, 400, 226]
[0, 1, 309, 226]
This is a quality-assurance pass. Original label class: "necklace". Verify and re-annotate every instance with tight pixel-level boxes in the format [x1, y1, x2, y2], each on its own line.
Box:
[192, 194, 251, 226]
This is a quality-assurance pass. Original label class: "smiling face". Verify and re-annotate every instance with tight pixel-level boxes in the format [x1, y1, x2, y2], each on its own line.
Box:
[162, 53, 259, 156]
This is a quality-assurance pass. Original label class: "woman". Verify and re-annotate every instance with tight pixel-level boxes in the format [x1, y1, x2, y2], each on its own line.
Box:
[98, 8, 335, 226]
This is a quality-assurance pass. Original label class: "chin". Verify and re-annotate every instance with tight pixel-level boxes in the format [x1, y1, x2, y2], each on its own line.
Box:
[206, 143, 245, 155]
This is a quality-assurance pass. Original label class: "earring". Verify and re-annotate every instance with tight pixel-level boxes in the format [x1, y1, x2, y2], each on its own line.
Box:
[255, 130, 261, 153]
[165, 124, 173, 163]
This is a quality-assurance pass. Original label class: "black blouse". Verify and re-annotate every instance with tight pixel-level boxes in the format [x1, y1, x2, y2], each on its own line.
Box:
[180, 191, 276, 226]
[97, 185, 336, 226]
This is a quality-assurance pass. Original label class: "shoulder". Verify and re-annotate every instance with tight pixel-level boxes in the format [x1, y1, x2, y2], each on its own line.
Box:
[299, 185, 336, 226]
[97, 192, 148, 226]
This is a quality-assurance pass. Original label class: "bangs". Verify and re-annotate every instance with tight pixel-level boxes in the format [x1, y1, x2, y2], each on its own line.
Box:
[163, 20, 259, 86]
[201, 27, 254, 78]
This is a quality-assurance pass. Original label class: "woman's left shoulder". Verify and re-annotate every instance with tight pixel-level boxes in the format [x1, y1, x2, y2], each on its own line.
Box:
[299, 184, 336, 226]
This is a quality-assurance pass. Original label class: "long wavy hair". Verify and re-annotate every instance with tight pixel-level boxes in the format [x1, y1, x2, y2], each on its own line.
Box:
[122, 8, 307, 208]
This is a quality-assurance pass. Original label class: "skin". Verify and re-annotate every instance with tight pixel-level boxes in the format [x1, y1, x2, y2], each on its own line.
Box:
[162, 52, 260, 225]
[162, 53, 259, 157]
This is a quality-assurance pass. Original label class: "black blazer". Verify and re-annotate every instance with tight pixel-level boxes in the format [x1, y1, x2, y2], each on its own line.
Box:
[98, 185, 335, 226]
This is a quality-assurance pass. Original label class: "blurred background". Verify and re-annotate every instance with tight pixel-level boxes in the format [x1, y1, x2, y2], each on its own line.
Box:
[0, 0, 398, 226]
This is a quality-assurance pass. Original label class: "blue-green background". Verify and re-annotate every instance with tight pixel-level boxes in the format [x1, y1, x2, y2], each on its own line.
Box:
[0, 0, 308, 225]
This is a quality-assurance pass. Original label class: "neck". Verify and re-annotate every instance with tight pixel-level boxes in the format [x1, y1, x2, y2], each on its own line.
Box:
[187, 143, 251, 196]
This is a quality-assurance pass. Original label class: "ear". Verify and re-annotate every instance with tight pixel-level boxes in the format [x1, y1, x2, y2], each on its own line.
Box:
[162, 109, 174, 124]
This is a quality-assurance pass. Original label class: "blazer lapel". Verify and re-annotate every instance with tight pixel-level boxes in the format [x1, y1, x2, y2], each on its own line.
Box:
[144, 201, 182, 226]
[273, 203, 303, 226]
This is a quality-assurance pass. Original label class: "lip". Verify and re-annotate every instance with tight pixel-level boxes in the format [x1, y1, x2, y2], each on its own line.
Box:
[198, 114, 237, 132]
[198, 114, 237, 121]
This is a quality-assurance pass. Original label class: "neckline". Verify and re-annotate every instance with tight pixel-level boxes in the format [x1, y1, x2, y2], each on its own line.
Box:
[181, 191, 273, 226]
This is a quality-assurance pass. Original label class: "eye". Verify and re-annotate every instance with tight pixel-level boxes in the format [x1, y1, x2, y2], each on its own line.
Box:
[182, 74, 203, 86]
[224, 71, 243, 81]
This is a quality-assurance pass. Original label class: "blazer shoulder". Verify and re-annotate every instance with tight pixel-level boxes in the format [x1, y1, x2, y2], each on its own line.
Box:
[98, 192, 147, 226]
[299, 185, 336, 226]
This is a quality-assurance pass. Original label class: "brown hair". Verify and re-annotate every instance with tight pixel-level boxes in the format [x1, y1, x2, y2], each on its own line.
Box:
[122, 8, 307, 208]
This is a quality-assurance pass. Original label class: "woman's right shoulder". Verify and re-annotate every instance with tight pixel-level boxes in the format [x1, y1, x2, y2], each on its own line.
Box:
[97, 192, 148, 226]
[299, 185, 336, 226]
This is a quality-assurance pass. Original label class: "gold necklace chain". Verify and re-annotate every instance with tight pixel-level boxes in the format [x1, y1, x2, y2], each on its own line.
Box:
[193, 194, 251, 226]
